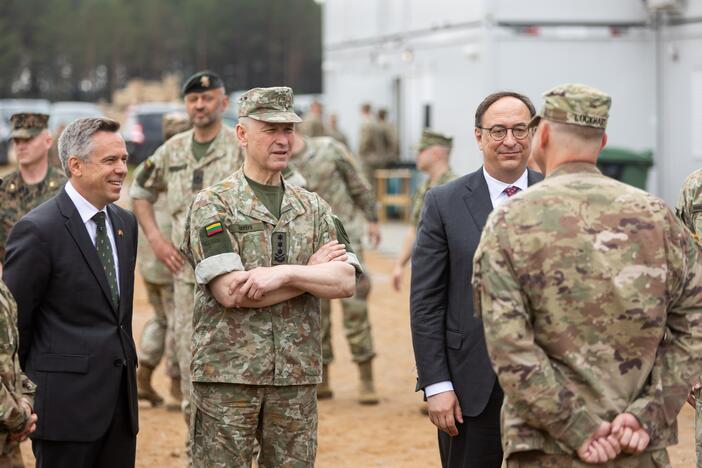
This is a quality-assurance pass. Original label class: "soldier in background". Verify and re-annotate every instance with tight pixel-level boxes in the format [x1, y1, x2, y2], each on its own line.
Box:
[298, 100, 326, 137]
[0, 270, 38, 468]
[182, 86, 359, 467]
[377, 108, 399, 166]
[130, 70, 245, 458]
[676, 169, 702, 468]
[391, 129, 456, 292]
[473, 84, 702, 466]
[291, 134, 381, 404]
[47, 123, 66, 168]
[0, 113, 66, 262]
[358, 103, 386, 191]
[327, 113, 348, 147]
[135, 112, 191, 409]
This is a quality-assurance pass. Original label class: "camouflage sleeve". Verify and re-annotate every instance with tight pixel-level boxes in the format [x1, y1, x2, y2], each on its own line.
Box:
[315, 195, 362, 274]
[676, 174, 693, 229]
[129, 144, 169, 203]
[182, 190, 243, 285]
[472, 211, 602, 451]
[333, 142, 378, 222]
[0, 286, 29, 433]
[625, 211, 702, 441]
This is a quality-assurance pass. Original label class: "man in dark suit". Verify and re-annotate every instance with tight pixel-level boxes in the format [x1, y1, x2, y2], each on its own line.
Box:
[410, 91, 543, 468]
[3, 117, 138, 468]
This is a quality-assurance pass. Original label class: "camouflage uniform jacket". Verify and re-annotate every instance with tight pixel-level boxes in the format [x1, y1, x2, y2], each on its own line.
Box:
[136, 195, 172, 285]
[676, 168, 702, 241]
[0, 166, 66, 261]
[358, 116, 386, 167]
[290, 136, 377, 241]
[0, 281, 35, 455]
[182, 169, 361, 386]
[472, 162, 702, 458]
[411, 169, 457, 226]
[129, 125, 245, 284]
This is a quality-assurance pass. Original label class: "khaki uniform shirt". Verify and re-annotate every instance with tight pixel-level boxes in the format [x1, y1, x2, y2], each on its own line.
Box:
[136, 195, 172, 285]
[290, 136, 377, 242]
[0, 166, 66, 261]
[411, 169, 457, 226]
[0, 281, 36, 455]
[129, 125, 245, 284]
[358, 116, 386, 167]
[473, 162, 702, 458]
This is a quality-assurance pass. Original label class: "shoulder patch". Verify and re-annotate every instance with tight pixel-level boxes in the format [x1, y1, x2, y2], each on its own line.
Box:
[199, 220, 233, 258]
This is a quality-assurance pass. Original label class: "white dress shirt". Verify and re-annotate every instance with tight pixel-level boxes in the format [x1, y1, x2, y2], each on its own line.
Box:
[424, 167, 528, 398]
[65, 181, 120, 294]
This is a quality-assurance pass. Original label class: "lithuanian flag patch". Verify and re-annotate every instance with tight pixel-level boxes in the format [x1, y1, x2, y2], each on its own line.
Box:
[205, 222, 223, 237]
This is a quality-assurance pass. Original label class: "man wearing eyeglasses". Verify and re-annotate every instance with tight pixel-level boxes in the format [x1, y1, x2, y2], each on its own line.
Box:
[411, 91, 543, 468]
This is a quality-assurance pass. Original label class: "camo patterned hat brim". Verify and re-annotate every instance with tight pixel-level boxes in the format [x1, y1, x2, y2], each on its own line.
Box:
[10, 112, 49, 138]
[413, 129, 453, 152]
[530, 83, 611, 130]
[238, 87, 302, 123]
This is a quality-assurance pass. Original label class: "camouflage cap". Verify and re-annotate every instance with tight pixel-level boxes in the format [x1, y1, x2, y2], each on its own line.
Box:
[10, 113, 49, 139]
[162, 112, 192, 140]
[237, 87, 302, 123]
[415, 129, 453, 152]
[530, 83, 611, 129]
[181, 70, 224, 95]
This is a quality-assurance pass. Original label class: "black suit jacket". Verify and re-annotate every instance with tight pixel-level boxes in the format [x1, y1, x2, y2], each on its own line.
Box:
[410, 167, 543, 416]
[2, 188, 139, 441]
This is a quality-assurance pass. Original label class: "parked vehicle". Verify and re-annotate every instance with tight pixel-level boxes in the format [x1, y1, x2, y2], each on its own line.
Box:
[49, 102, 104, 132]
[0, 99, 51, 165]
[122, 102, 185, 165]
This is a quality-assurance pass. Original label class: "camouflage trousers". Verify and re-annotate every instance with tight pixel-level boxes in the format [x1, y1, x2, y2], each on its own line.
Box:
[696, 385, 702, 468]
[138, 280, 179, 378]
[321, 247, 375, 365]
[191, 383, 317, 468]
[505, 449, 671, 468]
[174, 278, 196, 456]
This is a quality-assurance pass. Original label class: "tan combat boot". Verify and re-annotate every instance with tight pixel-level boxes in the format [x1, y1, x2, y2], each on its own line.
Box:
[358, 360, 379, 405]
[137, 364, 164, 407]
[166, 377, 182, 412]
[317, 364, 333, 399]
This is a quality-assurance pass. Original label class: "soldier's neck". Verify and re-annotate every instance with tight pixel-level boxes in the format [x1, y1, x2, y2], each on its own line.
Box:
[193, 120, 222, 144]
[19, 157, 49, 185]
[427, 161, 449, 183]
[243, 160, 282, 186]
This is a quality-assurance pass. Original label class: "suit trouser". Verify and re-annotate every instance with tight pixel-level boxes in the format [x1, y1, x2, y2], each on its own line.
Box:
[505, 449, 671, 467]
[438, 383, 503, 468]
[31, 370, 136, 468]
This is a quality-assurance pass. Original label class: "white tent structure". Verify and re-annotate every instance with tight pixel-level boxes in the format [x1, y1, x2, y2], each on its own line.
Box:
[322, 0, 699, 205]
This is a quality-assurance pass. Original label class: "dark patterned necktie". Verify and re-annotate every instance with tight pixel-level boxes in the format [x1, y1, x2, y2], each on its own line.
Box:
[92, 212, 119, 306]
[503, 186, 521, 197]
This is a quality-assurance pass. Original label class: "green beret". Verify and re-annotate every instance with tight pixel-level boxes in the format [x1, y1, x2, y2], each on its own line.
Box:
[181, 71, 224, 96]
[10, 112, 49, 139]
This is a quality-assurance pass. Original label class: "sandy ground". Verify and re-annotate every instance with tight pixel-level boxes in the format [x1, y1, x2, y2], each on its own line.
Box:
[15, 246, 697, 467]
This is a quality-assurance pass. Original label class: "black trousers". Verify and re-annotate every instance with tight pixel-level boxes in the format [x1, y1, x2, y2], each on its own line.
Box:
[32, 371, 136, 468]
[438, 383, 503, 468]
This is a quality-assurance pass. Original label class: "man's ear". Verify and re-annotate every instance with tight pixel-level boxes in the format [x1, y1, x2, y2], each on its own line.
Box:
[600, 132, 608, 150]
[235, 123, 248, 147]
[67, 155, 82, 177]
[539, 122, 550, 150]
[474, 127, 483, 151]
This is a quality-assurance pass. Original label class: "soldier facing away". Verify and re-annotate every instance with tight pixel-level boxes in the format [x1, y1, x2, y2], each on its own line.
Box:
[0, 113, 66, 262]
[290, 134, 381, 404]
[676, 168, 702, 468]
[135, 112, 192, 409]
[182, 86, 359, 467]
[473, 83, 702, 467]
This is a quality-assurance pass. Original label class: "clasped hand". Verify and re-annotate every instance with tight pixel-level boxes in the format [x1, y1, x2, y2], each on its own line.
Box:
[9, 400, 36, 442]
[576, 413, 650, 464]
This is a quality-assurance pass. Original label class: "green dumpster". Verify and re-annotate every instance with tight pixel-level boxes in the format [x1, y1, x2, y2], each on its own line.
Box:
[596, 148, 653, 190]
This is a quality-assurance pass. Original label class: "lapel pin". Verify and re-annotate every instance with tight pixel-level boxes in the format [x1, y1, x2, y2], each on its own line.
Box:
[117, 229, 124, 237]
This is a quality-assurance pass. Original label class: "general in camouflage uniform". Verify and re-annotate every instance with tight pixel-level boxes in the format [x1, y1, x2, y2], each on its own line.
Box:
[676, 168, 702, 468]
[0, 279, 37, 468]
[473, 84, 702, 467]
[182, 87, 359, 467]
[0, 113, 66, 262]
[135, 113, 192, 409]
[290, 135, 379, 404]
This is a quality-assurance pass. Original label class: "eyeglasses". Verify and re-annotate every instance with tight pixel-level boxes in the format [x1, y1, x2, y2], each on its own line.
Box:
[477, 124, 530, 141]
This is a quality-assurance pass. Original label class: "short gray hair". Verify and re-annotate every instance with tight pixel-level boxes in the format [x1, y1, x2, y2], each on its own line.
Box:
[59, 117, 120, 177]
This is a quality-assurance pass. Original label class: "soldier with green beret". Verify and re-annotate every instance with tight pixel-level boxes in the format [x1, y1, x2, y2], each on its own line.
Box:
[290, 131, 380, 404]
[130, 70, 245, 458]
[182, 86, 360, 467]
[135, 112, 192, 409]
[0, 113, 66, 263]
[473, 83, 702, 466]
